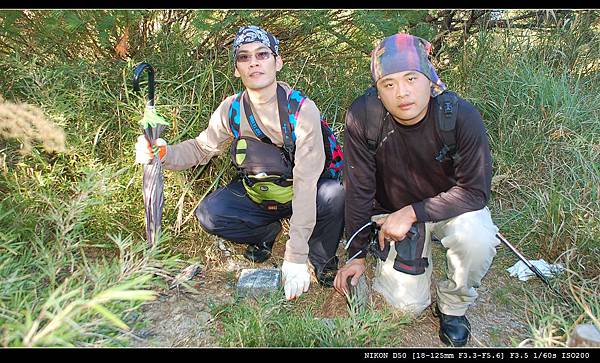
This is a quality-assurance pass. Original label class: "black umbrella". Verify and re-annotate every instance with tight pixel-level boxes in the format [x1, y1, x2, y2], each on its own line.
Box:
[496, 233, 565, 299]
[132, 62, 168, 247]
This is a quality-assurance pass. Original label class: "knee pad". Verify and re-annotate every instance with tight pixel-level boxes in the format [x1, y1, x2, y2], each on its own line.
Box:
[373, 258, 431, 316]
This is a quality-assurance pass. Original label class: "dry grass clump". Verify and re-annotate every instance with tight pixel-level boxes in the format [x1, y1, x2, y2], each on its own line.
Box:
[0, 94, 66, 155]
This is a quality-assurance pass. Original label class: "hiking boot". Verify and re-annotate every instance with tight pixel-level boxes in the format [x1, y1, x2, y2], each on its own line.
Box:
[243, 239, 275, 263]
[316, 269, 337, 288]
[436, 305, 471, 347]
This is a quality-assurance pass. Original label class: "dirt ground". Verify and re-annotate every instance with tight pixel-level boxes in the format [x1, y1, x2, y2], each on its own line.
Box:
[128, 236, 531, 348]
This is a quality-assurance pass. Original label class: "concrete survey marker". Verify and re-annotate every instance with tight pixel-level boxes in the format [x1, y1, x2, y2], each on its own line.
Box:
[236, 268, 282, 297]
[346, 274, 370, 313]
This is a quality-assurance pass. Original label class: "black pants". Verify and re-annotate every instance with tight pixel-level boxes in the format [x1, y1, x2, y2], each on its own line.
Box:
[195, 178, 344, 274]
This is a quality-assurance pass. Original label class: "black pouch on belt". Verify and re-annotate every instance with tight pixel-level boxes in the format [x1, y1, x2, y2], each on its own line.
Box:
[230, 136, 294, 210]
[368, 224, 390, 261]
[392, 222, 429, 275]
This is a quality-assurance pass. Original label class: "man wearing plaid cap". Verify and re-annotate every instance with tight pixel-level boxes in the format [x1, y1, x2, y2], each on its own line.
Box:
[334, 33, 499, 347]
[135, 25, 344, 301]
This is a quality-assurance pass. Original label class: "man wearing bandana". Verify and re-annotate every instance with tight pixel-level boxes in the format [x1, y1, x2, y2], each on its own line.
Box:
[334, 33, 499, 347]
[135, 25, 344, 301]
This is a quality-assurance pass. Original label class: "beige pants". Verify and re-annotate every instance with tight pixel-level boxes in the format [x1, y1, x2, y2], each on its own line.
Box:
[372, 207, 499, 316]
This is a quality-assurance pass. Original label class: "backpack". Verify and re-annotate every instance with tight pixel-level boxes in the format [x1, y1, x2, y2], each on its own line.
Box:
[360, 86, 460, 163]
[228, 84, 344, 180]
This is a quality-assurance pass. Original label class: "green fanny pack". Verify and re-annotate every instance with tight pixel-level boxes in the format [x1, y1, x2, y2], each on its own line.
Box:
[231, 137, 294, 208]
[242, 175, 293, 205]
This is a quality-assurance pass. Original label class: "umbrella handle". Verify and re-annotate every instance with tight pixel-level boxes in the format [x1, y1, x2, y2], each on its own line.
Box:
[132, 62, 155, 108]
[143, 126, 153, 145]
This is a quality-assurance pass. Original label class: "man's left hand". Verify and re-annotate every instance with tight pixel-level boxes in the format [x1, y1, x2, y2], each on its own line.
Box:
[376, 206, 417, 250]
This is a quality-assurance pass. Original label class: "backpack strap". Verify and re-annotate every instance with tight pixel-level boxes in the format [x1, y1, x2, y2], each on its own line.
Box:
[279, 85, 301, 164]
[357, 88, 460, 162]
[228, 92, 244, 139]
[433, 91, 460, 163]
[241, 91, 274, 145]
[228, 86, 297, 162]
[364, 87, 387, 154]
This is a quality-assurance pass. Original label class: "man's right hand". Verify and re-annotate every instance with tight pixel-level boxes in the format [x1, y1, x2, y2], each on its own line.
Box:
[135, 135, 167, 164]
[333, 258, 366, 297]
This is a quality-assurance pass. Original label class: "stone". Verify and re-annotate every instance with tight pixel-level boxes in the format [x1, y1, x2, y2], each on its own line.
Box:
[217, 239, 232, 257]
[169, 263, 202, 290]
[236, 268, 281, 297]
[196, 311, 212, 325]
[346, 274, 370, 314]
[318, 318, 336, 330]
[567, 324, 600, 347]
[136, 328, 154, 339]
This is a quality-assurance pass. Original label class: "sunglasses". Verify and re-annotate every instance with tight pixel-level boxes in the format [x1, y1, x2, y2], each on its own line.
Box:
[235, 50, 275, 63]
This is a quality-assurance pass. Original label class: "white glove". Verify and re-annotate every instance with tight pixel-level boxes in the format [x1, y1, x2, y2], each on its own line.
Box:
[281, 260, 311, 301]
[135, 135, 167, 164]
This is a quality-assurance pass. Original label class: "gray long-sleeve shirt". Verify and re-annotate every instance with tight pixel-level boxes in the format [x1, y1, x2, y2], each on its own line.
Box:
[344, 94, 493, 258]
[161, 82, 325, 264]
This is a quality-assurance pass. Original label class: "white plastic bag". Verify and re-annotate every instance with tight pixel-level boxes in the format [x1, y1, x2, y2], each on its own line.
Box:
[507, 259, 564, 281]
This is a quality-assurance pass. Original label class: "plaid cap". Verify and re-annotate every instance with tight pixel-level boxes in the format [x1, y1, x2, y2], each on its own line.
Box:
[232, 25, 280, 57]
[370, 33, 447, 97]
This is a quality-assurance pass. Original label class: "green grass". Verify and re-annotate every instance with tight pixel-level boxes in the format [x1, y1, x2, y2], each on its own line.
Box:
[488, 326, 504, 347]
[214, 290, 411, 347]
[0, 160, 183, 346]
[452, 27, 600, 347]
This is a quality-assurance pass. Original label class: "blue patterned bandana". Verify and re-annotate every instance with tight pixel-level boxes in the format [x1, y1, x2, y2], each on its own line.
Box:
[232, 25, 280, 57]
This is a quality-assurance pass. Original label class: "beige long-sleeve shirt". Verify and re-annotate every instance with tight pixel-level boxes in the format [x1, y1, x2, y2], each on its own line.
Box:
[162, 82, 325, 264]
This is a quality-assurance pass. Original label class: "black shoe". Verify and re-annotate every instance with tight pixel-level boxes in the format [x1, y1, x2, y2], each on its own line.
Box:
[243, 239, 275, 263]
[436, 306, 471, 347]
[316, 269, 337, 288]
